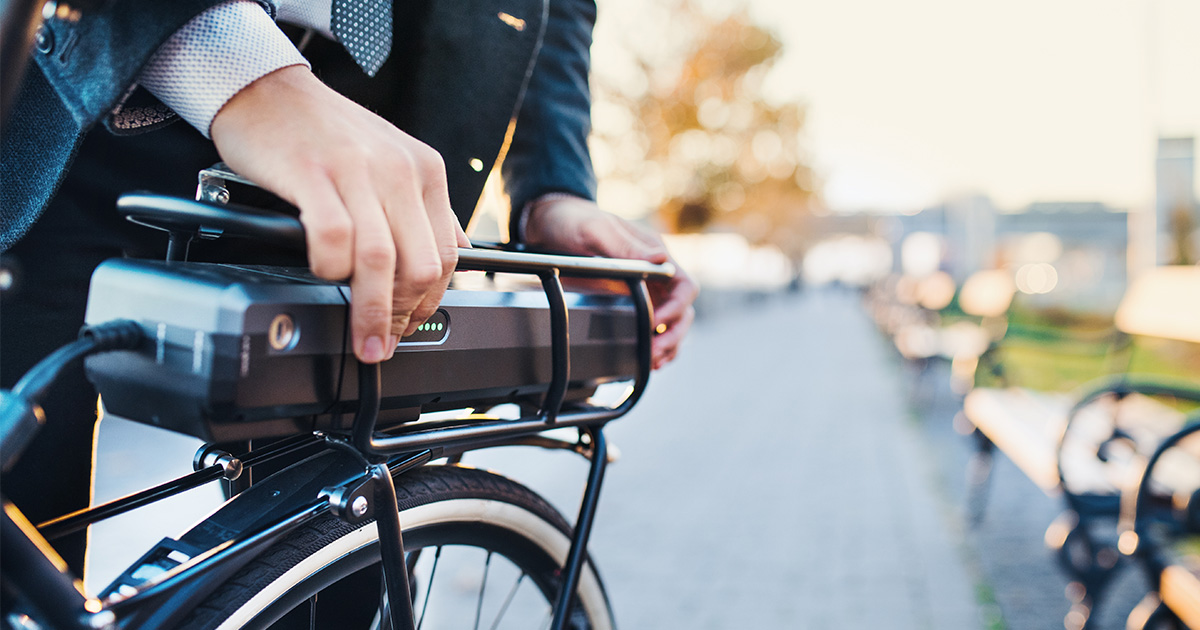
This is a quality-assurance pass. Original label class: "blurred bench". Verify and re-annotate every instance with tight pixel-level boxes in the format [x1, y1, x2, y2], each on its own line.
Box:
[1122, 421, 1200, 630]
[962, 266, 1200, 629]
[873, 269, 1014, 404]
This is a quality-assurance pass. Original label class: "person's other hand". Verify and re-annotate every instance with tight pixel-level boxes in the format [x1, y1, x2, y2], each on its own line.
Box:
[522, 196, 698, 369]
[210, 66, 469, 364]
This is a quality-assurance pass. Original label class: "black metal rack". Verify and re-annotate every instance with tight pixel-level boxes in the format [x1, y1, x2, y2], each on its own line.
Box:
[2, 192, 674, 630]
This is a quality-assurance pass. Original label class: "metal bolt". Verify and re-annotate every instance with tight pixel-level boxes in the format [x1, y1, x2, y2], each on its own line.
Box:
[350, 495, 369, 518]
[196, 448, 242, 480]
[199, 184, 230, 205]
[214, 454, 243, 481]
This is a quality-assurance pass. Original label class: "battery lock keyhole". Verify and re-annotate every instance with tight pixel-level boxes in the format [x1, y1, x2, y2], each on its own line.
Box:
[269, 314, 299, 351]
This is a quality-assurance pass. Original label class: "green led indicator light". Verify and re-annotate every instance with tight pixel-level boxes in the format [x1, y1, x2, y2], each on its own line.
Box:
[436, 323, 443, 331]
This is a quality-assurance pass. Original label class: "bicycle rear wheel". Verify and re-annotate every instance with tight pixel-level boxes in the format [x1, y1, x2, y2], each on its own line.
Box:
[178, 466, 613, 630]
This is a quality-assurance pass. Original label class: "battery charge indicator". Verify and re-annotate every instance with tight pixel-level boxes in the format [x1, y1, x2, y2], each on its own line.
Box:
[399, 309, 450, 344]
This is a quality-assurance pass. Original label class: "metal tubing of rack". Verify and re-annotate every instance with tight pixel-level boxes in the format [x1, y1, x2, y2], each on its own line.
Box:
[37, 466, 226, 539]
[456, 248, 674, 280]
[539, 270, 569, 423]
[350, 362, 417, 628]
[550, 427, 609, 630]
[354, 279, 654, 457]
[36, 435, 321, 539]
[116, 194, 677, 279]
[371, 462, 418, 630]
[165, 232, 191, 262]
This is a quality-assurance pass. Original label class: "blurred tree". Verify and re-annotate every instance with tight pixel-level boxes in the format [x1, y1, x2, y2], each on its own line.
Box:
[589, 1, 819, 258]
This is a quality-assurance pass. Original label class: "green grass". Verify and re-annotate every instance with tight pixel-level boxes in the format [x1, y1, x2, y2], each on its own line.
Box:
[980, 309, 1200, 393]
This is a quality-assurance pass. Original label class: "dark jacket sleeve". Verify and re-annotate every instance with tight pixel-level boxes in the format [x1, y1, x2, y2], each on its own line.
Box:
[502, 0, 598, 239]
[33, 0, 270, 129]
[0, 0, 265, 250]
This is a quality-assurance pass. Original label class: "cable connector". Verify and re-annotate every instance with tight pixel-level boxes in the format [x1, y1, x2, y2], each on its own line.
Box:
[78, 319, 145, 351]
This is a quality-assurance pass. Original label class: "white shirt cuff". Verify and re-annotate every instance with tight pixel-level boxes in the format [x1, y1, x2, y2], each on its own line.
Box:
[138, 0, 311, 138]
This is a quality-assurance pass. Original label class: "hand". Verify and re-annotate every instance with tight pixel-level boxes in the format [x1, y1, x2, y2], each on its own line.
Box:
[522, 196, 698, 369]
[210, 66, 469, 364]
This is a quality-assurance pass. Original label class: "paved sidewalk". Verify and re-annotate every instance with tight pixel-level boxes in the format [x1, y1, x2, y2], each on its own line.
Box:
[473, 289, 986, 628]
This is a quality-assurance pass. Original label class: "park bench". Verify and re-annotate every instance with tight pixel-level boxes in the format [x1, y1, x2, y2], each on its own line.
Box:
[874, 269, 1014, 404]
[1121, 419, 1200, 630]
[961, 265, 1200, 629]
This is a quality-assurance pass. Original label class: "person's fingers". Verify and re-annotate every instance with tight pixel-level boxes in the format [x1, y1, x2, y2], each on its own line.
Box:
[651, 304, 694, 369]
[292, 173, 355, 281]
[404, 161, 460, 337]
[649, 272, 700, 327]
[377, 154, 443, 343]
[337, 169, 399, 363]
[653, 347, 678, 371]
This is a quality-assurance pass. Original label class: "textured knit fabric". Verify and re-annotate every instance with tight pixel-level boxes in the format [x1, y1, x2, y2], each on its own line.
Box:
[138, 0, 310, 138]
[331, 0, 392, 76]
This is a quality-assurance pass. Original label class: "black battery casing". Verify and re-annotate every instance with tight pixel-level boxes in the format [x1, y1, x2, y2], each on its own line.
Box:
[83, 259, 639, 442]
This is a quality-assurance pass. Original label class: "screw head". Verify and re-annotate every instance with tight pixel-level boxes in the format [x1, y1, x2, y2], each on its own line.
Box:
[351, 495, 369, 518]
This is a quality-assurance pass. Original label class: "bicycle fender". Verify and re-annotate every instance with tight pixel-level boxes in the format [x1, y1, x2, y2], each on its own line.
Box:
[104, 447, 369, 629]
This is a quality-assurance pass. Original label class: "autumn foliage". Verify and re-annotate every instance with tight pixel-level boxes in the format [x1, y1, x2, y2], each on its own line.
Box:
[591, 4, 818, 258]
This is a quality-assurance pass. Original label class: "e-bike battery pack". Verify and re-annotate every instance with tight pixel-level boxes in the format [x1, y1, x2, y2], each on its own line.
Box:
[83, 259, 640, 442]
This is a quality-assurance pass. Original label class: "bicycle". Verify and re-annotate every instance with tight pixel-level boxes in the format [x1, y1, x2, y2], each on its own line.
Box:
[0, 182, 674, 630]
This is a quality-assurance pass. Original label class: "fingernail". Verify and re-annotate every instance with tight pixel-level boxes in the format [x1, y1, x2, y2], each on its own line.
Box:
[362, 335, 385, 363]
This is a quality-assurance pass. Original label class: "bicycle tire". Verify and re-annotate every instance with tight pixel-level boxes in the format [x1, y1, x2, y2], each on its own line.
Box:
[177, 465, 614, 630]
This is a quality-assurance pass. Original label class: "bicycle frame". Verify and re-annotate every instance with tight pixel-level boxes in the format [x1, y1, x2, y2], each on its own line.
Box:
[1, 194, 672, 630]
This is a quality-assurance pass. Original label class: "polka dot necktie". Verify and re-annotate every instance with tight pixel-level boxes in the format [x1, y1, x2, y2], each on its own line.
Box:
[331, 0, 393, 77]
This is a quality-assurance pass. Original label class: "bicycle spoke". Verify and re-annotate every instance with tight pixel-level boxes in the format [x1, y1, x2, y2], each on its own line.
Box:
[473, 551, 493, 630]
[308, 594, 317, 630]
[375, 574, 391, 630]
[488, 572, 528, 630]
[416, 546, 442, 630]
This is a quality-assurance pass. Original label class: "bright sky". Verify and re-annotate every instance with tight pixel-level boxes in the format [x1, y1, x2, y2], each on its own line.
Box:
[705, 0, 1200, 213]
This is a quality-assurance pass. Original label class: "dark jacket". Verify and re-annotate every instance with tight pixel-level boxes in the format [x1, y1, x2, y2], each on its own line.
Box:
[0, 0, 598, 249]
